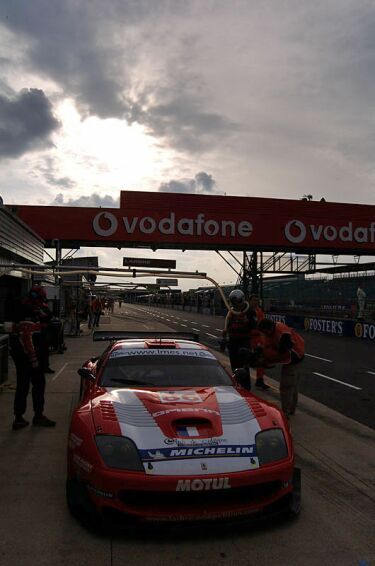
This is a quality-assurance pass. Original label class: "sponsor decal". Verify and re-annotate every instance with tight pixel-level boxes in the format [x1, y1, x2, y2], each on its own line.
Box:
[355, 322, 375, 340]
[153, 407, 220, 418]
[164, 437, 227, 446]
[110, 348, 215, 359]
[176, 477, 231, 491]
[304, 317, 343, 335]
[284, 219, 375, 245]
[145, 508, 258, 521]
[68, 433, 83, 449]
[266, 314, 286, 324]
[72, 454, 93, 473]
[87, 485, 114, 499]
[139, 444, 256, 462]
[93, 211, 253, 239]
[159, 391, 202, 404]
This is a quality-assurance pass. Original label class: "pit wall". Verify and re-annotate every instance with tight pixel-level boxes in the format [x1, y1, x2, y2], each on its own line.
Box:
[265, 313, 375, 340]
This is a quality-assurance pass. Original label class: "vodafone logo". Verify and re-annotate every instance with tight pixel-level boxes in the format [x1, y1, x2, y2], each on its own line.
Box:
[93, 212, 118, 236]
[285, 220, 375, 244]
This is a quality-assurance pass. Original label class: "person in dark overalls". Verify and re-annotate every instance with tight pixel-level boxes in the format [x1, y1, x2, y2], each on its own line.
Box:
[9, 296, 56, 430]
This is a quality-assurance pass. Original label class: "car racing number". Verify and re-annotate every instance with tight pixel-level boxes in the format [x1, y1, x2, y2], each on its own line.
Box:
[159, 391, 202, 404]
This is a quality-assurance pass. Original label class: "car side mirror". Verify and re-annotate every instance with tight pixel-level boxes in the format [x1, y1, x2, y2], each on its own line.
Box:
[78, 367, 95, 381]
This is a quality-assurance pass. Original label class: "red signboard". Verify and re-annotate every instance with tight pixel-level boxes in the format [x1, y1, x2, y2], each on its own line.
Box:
[7, 191, 375, 254]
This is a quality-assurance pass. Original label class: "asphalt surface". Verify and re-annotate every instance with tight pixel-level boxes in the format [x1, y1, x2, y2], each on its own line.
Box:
[0, 304, 374, 566]
[129, 304, 375, 429]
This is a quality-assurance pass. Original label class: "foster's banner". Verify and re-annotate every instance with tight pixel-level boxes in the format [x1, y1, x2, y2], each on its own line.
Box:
[7, 191, 375, 253]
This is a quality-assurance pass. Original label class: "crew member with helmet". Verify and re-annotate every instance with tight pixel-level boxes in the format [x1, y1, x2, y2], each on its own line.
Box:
[248, 294, 270, 391]
[222, 289, 255, 390]
[257, 319, 305, 418]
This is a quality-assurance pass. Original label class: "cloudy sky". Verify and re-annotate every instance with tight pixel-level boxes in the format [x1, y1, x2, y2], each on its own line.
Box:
[1, 1, 374, 290]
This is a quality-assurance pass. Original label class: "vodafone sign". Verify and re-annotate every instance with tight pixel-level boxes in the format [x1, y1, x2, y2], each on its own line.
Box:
[8, 190, 375, 253]
[92, 211, 253, 238]
[285, 220, 375, 245]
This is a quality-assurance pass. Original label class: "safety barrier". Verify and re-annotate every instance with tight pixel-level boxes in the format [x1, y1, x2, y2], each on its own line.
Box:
[265, 313, 375, 340]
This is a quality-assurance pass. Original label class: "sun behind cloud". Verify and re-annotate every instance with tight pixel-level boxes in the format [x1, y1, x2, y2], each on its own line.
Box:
[53, 98, 175, 194]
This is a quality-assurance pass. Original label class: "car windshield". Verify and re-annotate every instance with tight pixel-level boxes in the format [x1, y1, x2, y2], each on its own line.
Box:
[100, 352, 232, 388]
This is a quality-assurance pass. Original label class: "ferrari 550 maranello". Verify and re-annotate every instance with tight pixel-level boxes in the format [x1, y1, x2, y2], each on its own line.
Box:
[66, 331, 301, 526]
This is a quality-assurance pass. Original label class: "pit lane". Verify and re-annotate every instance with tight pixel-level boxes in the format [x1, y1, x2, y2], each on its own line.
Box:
[0, 303, 374, 566]
[130, 304, 375, 429]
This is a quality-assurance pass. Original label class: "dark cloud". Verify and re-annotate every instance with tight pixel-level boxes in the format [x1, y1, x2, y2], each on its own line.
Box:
[158, 172, 220, 194]
[51, 192, 119, 207]
[0, 2, 161, 120]
[0, 2, 239, 153]
[0, 88, 60, 158]
[143, 98, 239, 153]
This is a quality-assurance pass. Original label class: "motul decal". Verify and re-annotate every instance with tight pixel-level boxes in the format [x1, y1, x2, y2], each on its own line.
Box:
[176, 477, 231, 491]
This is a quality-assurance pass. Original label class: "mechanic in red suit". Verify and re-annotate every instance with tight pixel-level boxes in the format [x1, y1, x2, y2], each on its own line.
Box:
[8, 292, 56, 430]
[257, 319, 305, 418]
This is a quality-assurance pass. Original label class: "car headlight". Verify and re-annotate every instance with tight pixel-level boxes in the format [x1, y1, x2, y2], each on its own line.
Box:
[95, 435, 143, 471]
[256, 429, 288, 466]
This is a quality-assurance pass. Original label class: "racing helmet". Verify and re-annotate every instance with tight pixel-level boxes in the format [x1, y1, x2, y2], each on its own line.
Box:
[229, 289, 245, 308]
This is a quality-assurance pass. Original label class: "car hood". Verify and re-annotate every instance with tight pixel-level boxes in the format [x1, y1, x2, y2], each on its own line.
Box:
[91, 386, 267, 476]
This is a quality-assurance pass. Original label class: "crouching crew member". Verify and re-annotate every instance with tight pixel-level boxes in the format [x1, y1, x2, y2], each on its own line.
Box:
[257, 319, 305, 417]
[222, 289, 255, 390]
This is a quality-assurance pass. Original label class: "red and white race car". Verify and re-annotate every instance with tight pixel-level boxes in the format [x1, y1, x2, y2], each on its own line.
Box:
[66, 331, 301, 526]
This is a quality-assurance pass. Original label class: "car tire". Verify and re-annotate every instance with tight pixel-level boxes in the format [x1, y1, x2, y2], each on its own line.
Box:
[66, 478, 102, 529]
[66, 478, 87, 515]
[287, 467, 301, 517]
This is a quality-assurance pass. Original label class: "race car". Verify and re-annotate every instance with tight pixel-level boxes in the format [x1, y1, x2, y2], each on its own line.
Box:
[66, 331, 301, 526]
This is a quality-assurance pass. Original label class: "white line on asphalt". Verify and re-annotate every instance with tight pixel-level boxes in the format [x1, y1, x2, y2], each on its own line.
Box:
[192, 328, 200, 332]
[179, 324, 188, 327]
[191, 321, 199, 325]
[202, 324, 209, 328]
[215, 328, 223, 332]
[313, 372, 362, 390]
[52, 363, 68, 381]
[366, 371, 375, 375]
[165, 319, 171, 321]
[306, 353, 332, 363]
[206, 333, 219, 339]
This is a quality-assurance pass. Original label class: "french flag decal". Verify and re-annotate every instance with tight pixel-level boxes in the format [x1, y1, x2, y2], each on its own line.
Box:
[177, 426, 199, 437]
